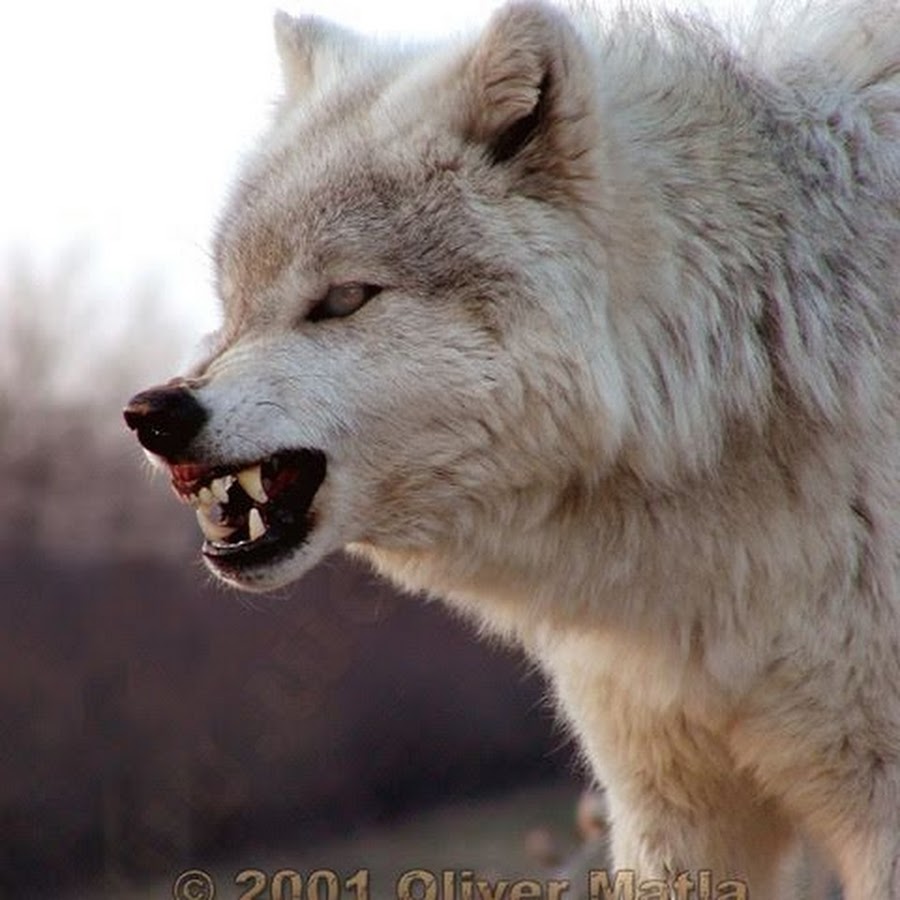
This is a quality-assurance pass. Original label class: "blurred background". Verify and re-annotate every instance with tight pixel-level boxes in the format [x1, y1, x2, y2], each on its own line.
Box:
[0, 1, 740, 897]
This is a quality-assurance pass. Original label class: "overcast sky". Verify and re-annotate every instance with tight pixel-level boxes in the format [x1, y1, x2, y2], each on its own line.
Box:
[0, 0, 743, 338]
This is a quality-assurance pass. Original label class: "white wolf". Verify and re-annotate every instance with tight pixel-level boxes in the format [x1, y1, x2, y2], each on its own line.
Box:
[124, 1, 900, 896]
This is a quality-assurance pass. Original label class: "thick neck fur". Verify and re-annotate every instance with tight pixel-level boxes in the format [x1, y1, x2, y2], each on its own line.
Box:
[594, 9, 900, 480]
[359, 5, 900, 672]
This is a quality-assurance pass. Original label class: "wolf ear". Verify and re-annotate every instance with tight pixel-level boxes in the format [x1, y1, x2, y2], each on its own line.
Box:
[464, 2, 595, 174]
[274, 11, 360, 102]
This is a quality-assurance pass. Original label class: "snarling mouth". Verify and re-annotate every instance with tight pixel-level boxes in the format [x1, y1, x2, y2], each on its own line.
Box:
[169, 449, 327, 569]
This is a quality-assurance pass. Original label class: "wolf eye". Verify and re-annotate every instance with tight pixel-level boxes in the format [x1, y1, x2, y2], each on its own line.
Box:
[307, 283, 382, 322]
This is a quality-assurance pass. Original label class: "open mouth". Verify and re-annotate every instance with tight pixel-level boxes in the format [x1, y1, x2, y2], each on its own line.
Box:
[169, 449, 327, 569]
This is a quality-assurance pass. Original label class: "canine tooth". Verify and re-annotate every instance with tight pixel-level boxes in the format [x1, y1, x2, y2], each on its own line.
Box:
[176, 487, 200, 508]
[196, 508, 236, 542]
[248, 507, 266, 542]
[210, 475, 233, 503]
[198, 486, 215, 507]
[237, 465, 267, 503]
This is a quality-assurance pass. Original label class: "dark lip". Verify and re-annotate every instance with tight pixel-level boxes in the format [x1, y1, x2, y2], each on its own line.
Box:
[198, 449, 327, 573]
[201, 523, 310, 571]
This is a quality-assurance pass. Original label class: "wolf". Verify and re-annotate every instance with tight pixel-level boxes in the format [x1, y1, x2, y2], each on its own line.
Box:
[124, 1, 900, 896]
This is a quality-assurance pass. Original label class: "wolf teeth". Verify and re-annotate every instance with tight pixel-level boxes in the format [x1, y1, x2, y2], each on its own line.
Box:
[248, 507, 267, 541]
[196, 508, 237, 542]
[182, 491, 201, 509]
[237, 464, 268, 504]
[210, 474, 234, 503]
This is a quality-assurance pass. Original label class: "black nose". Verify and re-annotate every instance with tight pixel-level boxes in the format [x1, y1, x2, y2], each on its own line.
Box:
[123, 385, 208, 460]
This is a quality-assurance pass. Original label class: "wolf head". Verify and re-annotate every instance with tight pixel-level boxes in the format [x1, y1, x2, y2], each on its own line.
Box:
[124, 2, 628, 592]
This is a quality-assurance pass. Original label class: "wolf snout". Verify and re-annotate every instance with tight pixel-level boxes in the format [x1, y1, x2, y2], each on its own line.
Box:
[123, 384, 208, 460]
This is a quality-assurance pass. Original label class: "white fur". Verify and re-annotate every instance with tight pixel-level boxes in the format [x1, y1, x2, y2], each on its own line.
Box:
[144, 2, 900, 896]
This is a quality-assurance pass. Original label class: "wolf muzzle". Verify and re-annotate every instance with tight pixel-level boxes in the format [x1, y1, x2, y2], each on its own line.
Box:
[123, 384, 207, 460]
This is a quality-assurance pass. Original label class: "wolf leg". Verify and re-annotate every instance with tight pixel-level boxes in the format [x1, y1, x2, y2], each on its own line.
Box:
[831, 834, 900, 900]
[732, 676, 900, 900]
[743, 751, 900, 899]
[600, 729, 796, 898]
[549, 666, 796, 897]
